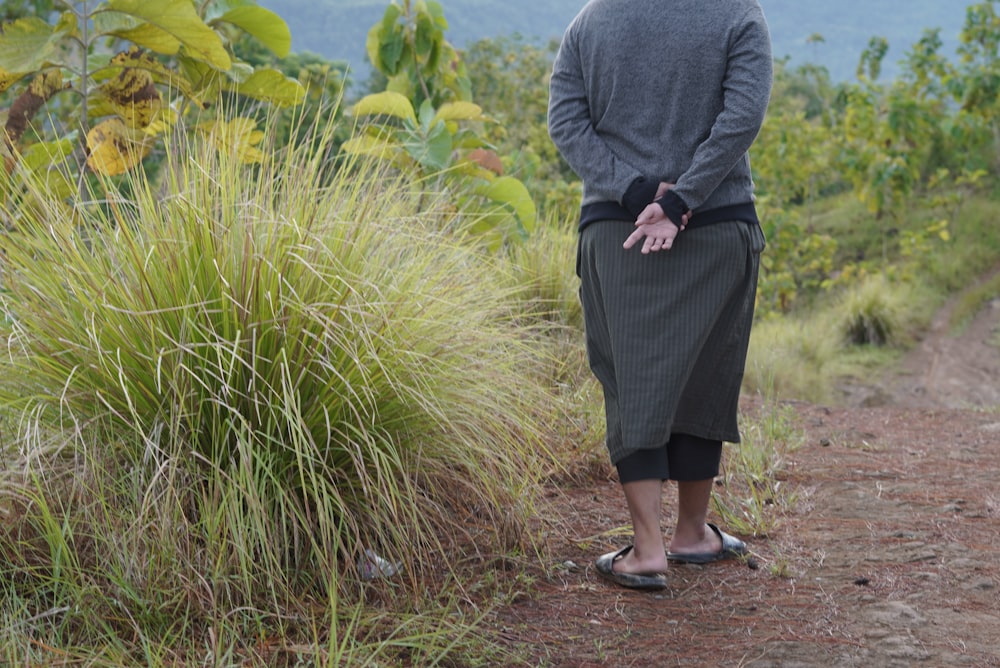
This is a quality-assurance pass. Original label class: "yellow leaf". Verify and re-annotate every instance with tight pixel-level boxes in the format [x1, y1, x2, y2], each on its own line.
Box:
[342, 134, 395, 159]
[432, 101, 482, 124]
[85, 118, 152, 175]
[99, 65, 162, 129]
[200, 118, 266, 164]
[352, 91, 416, 123]
[93, 47, 208, 110]
[234, 68, 304, 107]
[0, 67, 26, 94]
[26, 68, 64, 98]
[483, 176, 537, 234]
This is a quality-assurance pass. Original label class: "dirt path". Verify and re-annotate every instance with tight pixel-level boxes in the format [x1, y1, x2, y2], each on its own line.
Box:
[885, 292, 1000, 410]
[491, 296, 1000, 666]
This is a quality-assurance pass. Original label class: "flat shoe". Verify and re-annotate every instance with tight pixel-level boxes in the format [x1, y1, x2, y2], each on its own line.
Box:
[667, 523, 748, 564]
[594, 545, 667, 590]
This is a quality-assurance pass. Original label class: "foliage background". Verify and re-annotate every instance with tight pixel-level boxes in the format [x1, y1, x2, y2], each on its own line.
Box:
[259, 0, 968, 83]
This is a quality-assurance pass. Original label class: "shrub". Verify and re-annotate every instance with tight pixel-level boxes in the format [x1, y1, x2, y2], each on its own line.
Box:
[0, 128, 556, 659]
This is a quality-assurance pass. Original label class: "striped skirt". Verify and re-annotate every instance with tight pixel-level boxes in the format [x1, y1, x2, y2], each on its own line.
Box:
[577, 219, 765, 464]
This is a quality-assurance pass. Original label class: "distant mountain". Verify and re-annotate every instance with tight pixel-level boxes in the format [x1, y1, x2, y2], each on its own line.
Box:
[257, 0, 970, 84]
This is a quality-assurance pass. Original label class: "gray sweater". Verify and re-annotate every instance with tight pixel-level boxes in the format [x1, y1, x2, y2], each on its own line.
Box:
[548, 0, 772, 225]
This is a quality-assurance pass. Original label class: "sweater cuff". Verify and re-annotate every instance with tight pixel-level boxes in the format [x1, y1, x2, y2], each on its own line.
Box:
[622, 177, 659, 218]
[654, 190, 689, 226]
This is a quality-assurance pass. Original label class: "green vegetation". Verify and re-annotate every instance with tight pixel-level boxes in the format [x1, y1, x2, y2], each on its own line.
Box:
[0, 0, 304, 190]
[713, 401, 803, 539]
[2, 0, 1000, 664]
[0, 124, 558, 664]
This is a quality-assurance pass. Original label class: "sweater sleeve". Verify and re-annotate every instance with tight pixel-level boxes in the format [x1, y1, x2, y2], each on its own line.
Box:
[547, 28, 644, 206]
[671, 7, 772, 211]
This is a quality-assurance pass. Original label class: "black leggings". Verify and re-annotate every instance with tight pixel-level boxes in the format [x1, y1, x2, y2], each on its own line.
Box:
[615, 433, 723, 483]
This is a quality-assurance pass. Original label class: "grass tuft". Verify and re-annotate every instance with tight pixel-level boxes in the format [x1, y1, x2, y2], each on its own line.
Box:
[0, 126, 558, 662]
[713, 399, 804, 538]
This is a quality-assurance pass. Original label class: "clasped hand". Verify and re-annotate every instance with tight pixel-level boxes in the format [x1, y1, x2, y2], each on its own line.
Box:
[622, 182, 690, 254]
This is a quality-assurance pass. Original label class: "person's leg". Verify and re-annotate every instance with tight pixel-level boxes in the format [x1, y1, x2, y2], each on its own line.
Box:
[665, 433, 724, 555]
[615, 479, 670, 574]
[669, 479, 723, 554]
[612, 448, 670, 574]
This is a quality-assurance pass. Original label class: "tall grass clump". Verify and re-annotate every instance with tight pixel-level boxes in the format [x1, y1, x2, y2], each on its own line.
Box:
[502, 215, 613, 481]
[0, 127, 555, 662]
[837, 274, 930, 347]
[506, 214, 582, 331]
[744, 315, 841, 403]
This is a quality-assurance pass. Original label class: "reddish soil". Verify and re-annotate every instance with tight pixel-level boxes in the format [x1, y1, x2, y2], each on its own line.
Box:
[490, 297, 1000, 666]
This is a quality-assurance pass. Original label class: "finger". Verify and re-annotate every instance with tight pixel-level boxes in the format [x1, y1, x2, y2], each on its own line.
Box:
[623, 228, 644, 250]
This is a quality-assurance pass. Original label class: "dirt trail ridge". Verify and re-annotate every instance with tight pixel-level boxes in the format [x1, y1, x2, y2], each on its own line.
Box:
[493, 288, 1000, 666]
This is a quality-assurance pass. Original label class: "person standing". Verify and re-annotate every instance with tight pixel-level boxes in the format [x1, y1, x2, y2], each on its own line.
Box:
[548, 0, 773, 589]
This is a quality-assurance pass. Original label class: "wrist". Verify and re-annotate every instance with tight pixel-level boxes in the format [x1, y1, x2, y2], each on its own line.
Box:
[623, 177, 659, 218]
[653, 190, 689, 227]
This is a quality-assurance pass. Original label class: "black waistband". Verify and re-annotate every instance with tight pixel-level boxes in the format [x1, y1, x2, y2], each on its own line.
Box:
[578, 201, 759, 232]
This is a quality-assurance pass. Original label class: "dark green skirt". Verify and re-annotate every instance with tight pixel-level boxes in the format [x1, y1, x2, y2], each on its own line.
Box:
[577, 219, 765, 465]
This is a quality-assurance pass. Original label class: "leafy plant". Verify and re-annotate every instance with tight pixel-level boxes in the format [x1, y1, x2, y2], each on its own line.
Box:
[346, 0, 536, 248]
[0, 0, 304, 187]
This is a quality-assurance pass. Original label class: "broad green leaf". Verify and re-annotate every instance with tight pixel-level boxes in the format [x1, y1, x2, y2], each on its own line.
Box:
[40, 170, 76, 202]
[102, 0, 231, 70]
[0, 15, 68, 74]
[433, 101, 483, 124]
[94, 10, 182, 54]
[22, 138, 74, 173]
[234, 68, 305, 107]
[403, 122, 452, 172]
[414, 12, 436, 59]
[221, 61, 254, 84]
[381, 3, 402, 33]
[53, 11, 79, 37]
[353, 91, 416, 124]
[177, 55, 226, 101]
[483, 176, 537, 234]
[417, 99, 436, 131]
[378, 29, 405, 76]
[386, 72, 414, 99]
[215, 6, 291, 58]
[426, 1, 449, 30]
[111, 23, 183, 55]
